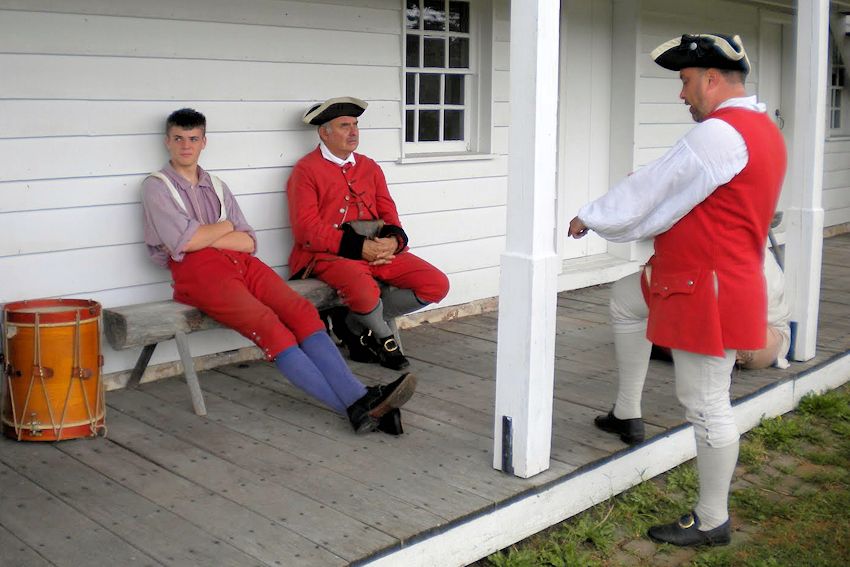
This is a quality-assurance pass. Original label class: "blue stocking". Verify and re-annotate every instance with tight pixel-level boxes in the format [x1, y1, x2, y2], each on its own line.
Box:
[299, 331, 368, 407]
[274, 346, 347, 414]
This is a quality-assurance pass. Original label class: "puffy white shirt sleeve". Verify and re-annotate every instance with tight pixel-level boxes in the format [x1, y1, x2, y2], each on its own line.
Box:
[578, 107, 753, 243]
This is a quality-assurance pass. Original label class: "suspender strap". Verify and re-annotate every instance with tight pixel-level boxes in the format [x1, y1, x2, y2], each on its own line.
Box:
[147, 171, 228, 222]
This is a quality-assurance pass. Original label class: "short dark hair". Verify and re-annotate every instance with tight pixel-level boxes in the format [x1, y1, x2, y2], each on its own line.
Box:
[166, 108, 206, 134]
[717, 68, 747, 85]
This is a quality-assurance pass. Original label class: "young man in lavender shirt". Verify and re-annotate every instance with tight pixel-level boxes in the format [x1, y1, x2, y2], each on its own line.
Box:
[141, 108, 415, 434]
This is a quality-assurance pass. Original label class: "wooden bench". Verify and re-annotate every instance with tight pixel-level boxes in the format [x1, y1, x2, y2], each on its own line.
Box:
[103, 279, 342, 416]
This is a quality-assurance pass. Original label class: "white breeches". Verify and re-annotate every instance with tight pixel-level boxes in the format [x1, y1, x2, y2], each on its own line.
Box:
[610, 271, 740, 448]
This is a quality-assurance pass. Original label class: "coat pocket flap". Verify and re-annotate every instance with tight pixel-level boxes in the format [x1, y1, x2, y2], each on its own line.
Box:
[649, 269, 701, 298]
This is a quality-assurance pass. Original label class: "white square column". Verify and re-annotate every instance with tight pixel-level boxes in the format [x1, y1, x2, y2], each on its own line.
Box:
[785, 0, 828, 361]
[493, 0, 561, 478]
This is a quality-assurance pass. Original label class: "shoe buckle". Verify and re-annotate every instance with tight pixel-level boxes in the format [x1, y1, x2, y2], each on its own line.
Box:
[678, 514, 695, 529]
[359, 330, 373, 347]
[383, 338, 399, 352]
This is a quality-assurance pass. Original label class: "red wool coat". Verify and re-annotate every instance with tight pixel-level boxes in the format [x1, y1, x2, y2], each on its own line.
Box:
[642, 107, 787, 356]
[286, 147, 405, 276]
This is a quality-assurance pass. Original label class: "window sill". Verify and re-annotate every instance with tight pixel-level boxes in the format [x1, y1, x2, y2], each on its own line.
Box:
[826, 134, 850, 141]
[396, 152, 498, 165]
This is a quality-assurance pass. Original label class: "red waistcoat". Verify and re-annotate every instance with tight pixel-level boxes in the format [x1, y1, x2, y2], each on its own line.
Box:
[286, 147, 404, 276]
[642, 107, 787, 356]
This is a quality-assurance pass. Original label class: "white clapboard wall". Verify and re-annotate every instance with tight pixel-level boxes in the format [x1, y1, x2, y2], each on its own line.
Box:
[635, 0, 762, 168]
[824, 139, 850, 227]
[0, 0, 511, 374]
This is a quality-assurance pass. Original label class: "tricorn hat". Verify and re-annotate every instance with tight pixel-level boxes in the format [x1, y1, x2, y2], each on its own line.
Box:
[302, 96, 368, 126]
[651, 34, 750, 75]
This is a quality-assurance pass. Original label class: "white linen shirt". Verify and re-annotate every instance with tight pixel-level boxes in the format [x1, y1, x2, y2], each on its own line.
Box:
[578, 96, 767, 243]
[319, 141, 356, 167]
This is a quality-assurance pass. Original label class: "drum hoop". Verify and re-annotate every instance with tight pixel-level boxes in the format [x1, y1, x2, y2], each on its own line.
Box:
[1, 412, 105, 430]
[4, 317, 100, 329]
[4, 299, 101, 325]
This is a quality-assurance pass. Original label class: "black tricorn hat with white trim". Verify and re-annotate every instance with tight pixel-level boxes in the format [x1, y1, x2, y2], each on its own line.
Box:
[651, 33, 750, 75]
[302, 96, 368, 126]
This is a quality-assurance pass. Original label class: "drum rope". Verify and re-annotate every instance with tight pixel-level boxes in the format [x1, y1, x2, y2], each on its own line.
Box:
[36, 311, 61, 438]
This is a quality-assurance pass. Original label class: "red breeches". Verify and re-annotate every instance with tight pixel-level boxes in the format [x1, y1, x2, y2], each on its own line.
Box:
[170, 249, 325, 359]
[310, 251, 449, 313]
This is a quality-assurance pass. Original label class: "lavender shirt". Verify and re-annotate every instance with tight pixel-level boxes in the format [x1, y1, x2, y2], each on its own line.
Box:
[141, 163, 256, 268]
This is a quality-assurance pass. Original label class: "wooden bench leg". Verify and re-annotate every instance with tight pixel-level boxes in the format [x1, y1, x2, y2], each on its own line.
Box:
[127, 343, 157, 389]
[174, 331, 207, 416]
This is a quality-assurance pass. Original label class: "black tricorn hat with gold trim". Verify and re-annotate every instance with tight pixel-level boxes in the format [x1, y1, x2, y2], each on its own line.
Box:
[302, 96, 368, 126]
[651, 34, 750, 75]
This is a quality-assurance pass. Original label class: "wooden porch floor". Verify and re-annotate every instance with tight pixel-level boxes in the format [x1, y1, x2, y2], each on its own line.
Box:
[2, 234, 849, 567]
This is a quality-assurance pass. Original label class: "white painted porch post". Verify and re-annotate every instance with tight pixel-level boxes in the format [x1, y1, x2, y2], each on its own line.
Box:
[785, 0, 828, 361]
[493, 0, 561, 478]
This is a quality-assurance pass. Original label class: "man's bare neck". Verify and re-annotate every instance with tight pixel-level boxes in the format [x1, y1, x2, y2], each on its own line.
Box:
[170, 161, 200, 185]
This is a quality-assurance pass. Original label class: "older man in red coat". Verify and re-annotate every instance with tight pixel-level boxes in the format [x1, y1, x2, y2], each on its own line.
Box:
[569, 34, 786, 546]
[287, 97, 449, 370]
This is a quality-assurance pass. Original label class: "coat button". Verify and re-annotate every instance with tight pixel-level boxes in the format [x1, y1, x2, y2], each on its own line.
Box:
[339, 208, 345, 213]
[687, 280, 694, 285]
[345, 195, 350, 201]
[333, 223, 338, 228]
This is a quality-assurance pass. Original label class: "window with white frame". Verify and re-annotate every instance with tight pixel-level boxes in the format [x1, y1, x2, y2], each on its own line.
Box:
[830, 35, 844, 132]
[404, 0, 489, 155]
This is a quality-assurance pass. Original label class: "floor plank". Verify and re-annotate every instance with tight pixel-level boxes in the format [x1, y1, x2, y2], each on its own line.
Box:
[0, 441, 260, 567]
[0, 460, 160, 567]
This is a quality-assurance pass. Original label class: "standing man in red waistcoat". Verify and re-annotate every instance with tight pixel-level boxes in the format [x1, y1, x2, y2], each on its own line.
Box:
[568, 34, 786, 546]
[287, 97, 450, 370]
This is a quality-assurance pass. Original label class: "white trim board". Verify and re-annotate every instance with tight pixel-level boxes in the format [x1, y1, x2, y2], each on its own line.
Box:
[358, 351, 850, 567]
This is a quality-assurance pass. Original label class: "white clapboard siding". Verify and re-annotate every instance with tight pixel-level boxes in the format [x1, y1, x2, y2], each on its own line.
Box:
[412, 236, 505, 275]
[0, 0, 399, 33]
[823, 137, 850, 226]
[381, 155, 509, 185]
[0, 0, 512, 376]
[0, 169, 288, 213]
[1, 130, 399, 181]
[0, 11, 399, 66]
[0, 56, 401, 101]
[439, 266, 501, 307]
[402, 207, 507, 248]
[391, 177, 507, 215]
[0, 100, 400, 139]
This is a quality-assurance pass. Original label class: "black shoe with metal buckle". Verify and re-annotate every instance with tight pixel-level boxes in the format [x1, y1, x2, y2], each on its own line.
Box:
[648, 512, 731, 547]
[594, 409, 645, 445]
[375, 335, 409, 370]
[346, 373, 417, 434]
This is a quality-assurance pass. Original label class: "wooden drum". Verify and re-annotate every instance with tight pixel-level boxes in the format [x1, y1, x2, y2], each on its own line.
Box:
[2, 299, 105, 441]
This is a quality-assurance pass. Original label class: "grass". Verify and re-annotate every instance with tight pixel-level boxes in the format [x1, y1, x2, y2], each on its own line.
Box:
[476, 384, 850, 567]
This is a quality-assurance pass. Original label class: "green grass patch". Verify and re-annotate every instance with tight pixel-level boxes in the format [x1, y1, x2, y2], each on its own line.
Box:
[479, 385, 850, 567]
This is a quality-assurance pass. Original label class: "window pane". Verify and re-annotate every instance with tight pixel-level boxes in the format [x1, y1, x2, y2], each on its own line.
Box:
[419, 110, 440, 141]
[406, 35, 420, 68]
[423, 0, 445, 31]
[406, 110, 416, 142]
[449, 1, 469, 33]
[445, 74, 464, 104]
[449, 37, 469, 68]
[424, 36, 445, 68]
[406, 73, 416, 104]
[444, 110, 463, 140]
[419, 73, 441, 104]
[406, 1, 420, 30]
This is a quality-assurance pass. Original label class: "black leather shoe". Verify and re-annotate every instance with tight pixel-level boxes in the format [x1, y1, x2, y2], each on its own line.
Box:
[376, 408, 404, 435]
[346, 373, 417, 434]
[648, 512, 731, 547]
[594, 409, 645, 445]
[329, 309, 380, 363]
[375, 335, 410, 370]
